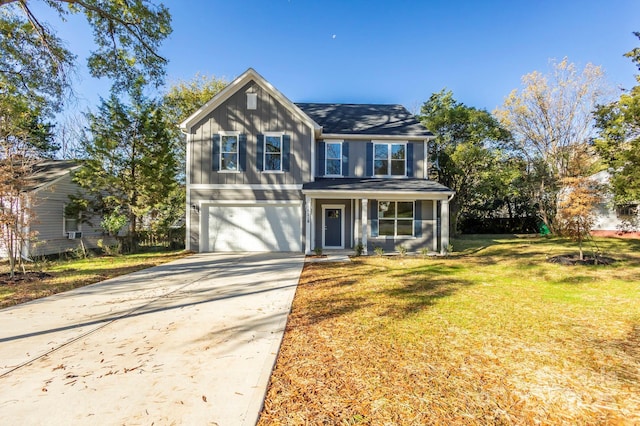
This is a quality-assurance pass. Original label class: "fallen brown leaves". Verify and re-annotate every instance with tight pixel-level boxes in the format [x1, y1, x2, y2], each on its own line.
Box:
[258, 243, 640, 425]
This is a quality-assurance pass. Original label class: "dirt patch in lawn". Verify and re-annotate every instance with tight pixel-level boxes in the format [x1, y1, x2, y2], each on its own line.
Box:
[0, 272, 53, 286]
[547, 254, 616, 265]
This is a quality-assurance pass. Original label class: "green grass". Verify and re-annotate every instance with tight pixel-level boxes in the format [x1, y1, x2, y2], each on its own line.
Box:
[0, 250, 191, 308]
[259, 236, 640, 425]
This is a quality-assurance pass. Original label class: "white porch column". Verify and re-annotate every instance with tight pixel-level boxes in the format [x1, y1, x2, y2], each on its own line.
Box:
[361, 198, 368, 255]
[305, 195, 312, 254]
[440, 198, 450, 255]
[354, 198, 360, 243]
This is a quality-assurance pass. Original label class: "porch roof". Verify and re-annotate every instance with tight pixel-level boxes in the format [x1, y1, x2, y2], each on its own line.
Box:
[302, 178, 454, 198]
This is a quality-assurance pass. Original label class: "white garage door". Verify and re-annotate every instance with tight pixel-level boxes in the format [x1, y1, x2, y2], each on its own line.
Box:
[203, 203, 302, 252]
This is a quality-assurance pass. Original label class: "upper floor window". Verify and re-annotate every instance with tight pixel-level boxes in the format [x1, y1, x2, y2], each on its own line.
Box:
[264, 132, 283, 172]
[325, 142, 342, 176]
[220, 132, 239, 171]
[213, 131, 245, 172]
[378, 201, 414, 237]
[374, 142, 406, 176]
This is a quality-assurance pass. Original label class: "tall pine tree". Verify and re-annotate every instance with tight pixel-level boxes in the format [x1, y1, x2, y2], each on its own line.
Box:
[75, 85, 179, 251]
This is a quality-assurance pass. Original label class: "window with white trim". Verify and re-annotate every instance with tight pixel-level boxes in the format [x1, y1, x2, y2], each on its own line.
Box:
[264, 133, 282, 171]
[378, 201, 414, 236]
[63, 204, 79, 235]
[220, 132, 239, 171]
[325, 142, 342, 176]
[374, 143, 406, 176]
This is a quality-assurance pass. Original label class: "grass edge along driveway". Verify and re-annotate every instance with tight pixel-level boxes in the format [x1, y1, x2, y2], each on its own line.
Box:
[259, 236, 640, 425]
[0, 250, 192, 309]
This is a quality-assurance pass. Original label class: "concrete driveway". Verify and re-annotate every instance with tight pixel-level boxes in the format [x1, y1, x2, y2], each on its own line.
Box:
[0, 252, 305, 425]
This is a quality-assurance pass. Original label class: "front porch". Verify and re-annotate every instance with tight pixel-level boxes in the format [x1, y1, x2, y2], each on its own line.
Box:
[302, 178, 455, 256]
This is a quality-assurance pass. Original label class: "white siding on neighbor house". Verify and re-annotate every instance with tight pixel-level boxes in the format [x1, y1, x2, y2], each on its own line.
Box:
[590, 170, 639, 232]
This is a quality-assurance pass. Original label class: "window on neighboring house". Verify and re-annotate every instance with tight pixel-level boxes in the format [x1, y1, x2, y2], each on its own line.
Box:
[616, 204, 639, 217]
[220, 132, 239, 171]
[325, 142, 342, 176]
[374, 143, 406, 176]
[264, 133, 282, 171]
[378, 201, 414, 237]
[63, 204, 79, 235]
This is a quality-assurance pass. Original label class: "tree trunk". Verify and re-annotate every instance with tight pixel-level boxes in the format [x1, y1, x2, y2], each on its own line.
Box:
[579, 237, 584, 261]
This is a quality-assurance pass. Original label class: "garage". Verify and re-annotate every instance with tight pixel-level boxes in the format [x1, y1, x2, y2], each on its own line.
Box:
[202, 202, 303, 252]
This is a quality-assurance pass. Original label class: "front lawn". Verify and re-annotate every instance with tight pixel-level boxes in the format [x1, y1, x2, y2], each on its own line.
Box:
[0, 250, 191, 309]
[259, 236, 640, 425]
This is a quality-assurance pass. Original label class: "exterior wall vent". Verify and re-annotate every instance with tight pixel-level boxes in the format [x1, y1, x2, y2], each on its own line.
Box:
[247, 92, 257, 110]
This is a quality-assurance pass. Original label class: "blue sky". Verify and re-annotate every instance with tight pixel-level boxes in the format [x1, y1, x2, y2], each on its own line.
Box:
[35, 0, 640, 115]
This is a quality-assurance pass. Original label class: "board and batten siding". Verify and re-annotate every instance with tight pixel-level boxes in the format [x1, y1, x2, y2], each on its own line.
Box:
[188, 81, 313, 187]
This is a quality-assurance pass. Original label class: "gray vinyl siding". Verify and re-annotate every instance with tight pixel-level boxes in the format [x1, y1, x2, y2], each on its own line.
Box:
[189, 81, 313, 186]
[367, 199, 436, 253]
[29, 174, 112, 257]
[313, 199, 353, 249]
[317, 140, 427, 178]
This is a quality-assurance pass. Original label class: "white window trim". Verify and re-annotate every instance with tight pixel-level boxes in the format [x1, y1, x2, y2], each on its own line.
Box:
[62, 203, 81, 236]
[377, 200, 415, 238]
[373, 141, 407, 178]
[325, 140, 343, 177]
[219, 131, 240, 172]
[263, 131, 284, 173]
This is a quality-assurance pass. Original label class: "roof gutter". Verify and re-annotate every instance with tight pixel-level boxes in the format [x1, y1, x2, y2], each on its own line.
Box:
[320, 133, 433, 141]
[301, 189, 455, 200]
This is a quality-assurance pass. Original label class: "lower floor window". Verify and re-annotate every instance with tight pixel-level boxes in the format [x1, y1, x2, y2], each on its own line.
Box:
[63, 204, 80, 234]
[378, 201, 414, 236]
[617, 204, 638, 217]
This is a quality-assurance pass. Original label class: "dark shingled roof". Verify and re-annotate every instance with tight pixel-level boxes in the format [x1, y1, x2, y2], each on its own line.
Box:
[295, 103, 432, 137]
[303, 178, 453, 193]
[25, 159, 81, 191]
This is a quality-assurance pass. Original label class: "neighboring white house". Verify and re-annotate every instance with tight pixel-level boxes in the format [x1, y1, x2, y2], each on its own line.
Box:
[0, 160, 115, 259]
[590, 170, 640, 237]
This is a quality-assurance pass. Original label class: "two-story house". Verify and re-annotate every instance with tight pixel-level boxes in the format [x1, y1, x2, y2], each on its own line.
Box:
[180, 68, 454, 255]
